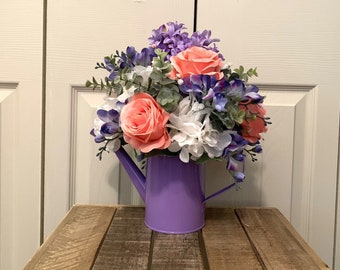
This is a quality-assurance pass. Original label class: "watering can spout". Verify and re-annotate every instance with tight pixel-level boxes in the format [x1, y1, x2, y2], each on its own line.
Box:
[115, 147, 146, 202]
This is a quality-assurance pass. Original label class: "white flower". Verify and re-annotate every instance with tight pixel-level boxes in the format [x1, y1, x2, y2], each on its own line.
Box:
[92, 117, 104, 137]
[117, 86, 135, 103]
[100, 96, 119, 109]
[132, 65, 153, 86]
[106, 139, 121, 152]
[201, 117, 233, 158]
[168, 96, 233, 162]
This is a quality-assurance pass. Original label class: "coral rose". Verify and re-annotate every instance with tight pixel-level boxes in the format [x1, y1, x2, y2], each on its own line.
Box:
[168, 46, 224, 80]
[120, 93, 171, 152]
[239, 103, 268, 144]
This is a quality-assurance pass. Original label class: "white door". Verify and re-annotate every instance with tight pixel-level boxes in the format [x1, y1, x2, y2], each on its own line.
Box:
[45, 0, 340, 268]
[199, 0, 340, 267]
[0, 0, 43, 269]
[44, 0, 195, 235]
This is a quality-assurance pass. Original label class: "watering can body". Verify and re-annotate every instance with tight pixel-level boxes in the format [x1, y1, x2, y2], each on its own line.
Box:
[115, 147, 232, 234]
[115, 147, 205, 233]
[144, 154, 205, 234]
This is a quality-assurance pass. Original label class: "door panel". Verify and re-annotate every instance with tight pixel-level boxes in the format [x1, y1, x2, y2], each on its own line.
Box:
[199, 1, 340, 267]
[0, 0, 43, 268]
[45, 0, 195, 237]
[206, 85, 316, 235]
[71, 88, 120, 205]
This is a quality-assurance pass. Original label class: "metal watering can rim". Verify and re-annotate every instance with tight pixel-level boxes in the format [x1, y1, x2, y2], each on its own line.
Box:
[115, 147, 236, 203]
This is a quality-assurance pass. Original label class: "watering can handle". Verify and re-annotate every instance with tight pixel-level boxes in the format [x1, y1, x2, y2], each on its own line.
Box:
[203, 182, 237, 202]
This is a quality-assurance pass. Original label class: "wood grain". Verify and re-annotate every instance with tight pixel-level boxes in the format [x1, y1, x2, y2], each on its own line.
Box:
[24, 206, 329, 269]
[235, 208, 330, 270]
[24, 205, 116, 270]
[91, 206, 152, 270]
[150, 231, 208, 269]
[203, 208, 263, 269]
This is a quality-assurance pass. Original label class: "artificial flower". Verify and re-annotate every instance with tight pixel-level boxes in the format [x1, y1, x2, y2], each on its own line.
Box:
[168, 46, 224, 80]
[239, 103, 268, 144]
[87, 21, 270, 183]
[120, 92, 171, 153]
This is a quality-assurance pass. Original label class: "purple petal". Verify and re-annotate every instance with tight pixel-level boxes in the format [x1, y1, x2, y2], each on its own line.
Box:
[100, 122, 119, 136]
[234, 172, 245, 182]
[97, 109, 119, 122]
[94, 134, 106, 143]
[245, 92, 262, 100]
[247, 84, 259, 93]
[213, 94, 227, 112]
[228, 79, 245, 97]
[227, 157, 238, 171]
[203, 88, 214, 100]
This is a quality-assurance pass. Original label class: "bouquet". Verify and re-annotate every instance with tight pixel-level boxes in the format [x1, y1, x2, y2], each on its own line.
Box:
[86, 22, 270, 183]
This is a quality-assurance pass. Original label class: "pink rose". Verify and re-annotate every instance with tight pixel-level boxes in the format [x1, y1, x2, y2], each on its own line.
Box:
[169, 46, 224, 80]
[120, 93, 171, 153]
[239, 103, 268, 143]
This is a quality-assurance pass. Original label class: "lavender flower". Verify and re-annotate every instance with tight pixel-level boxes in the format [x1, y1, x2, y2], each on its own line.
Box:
[190, 30, 222, 57]
[119, 46, 156, 68]
[149, 22, 223, 60]
[149, 22, 190, 60]
[91, 98, 122, 146]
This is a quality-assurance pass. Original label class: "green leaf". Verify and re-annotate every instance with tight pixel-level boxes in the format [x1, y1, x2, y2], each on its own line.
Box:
[235, 110, 246, 124]
[156, 86, 181, 112]
[133, 75, 143, 85]
[125, 81, 133, 90]
[85, 80, 92, 88]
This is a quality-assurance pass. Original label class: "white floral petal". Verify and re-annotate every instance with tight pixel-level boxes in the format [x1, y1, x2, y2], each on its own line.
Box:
[172, 132, 187, 143]
[107, 139, 121, 152]
[179, 148, 190, 163]
[168, 142, 181, 152]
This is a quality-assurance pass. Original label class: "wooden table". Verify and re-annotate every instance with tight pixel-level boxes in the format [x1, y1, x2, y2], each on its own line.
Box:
[24, 205, 329, 270]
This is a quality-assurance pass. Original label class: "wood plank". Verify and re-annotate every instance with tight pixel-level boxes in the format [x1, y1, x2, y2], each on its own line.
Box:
[24, 205, 116, 270]
[235, 208, 330, 270]
[92, 206, 152, 270]
[150, 231, 208, 269]
[202, 208, 263, 270]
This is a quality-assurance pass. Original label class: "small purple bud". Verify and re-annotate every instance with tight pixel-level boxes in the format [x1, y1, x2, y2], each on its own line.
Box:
[227, 157, 238, 171]
[253, 145, 263, 153]
[234, 172, 245, 182]
[234, 152, 246, 161]
[94, 134, 106, 143]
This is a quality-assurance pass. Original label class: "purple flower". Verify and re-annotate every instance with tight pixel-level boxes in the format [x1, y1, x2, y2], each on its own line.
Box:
[100, 122, 119, 137]
[135, 47, 157, 66]
[90, 129, 105, 143]
[104, 57, 118, 80]
[91, 108, 120, 143]
[243, 84, 265, 103]
[251, 144, 263, 153]
[233, 152, 246, 161]
[227, 79, 246, 98]
[97, 109, 119, 123]
[226, 157, 239, 171]
[225, 134, 248, 153]
[234, 172, 245, 182]
[213, 93, 227, 112]
[190, 30, 223, 58]
[149, 22, 190, 60]
[149, 22, 223, 61]
[119, 46, 156, 69]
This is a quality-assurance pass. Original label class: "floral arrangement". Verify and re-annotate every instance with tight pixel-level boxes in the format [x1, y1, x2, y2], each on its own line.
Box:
[87, 22, 270, 183]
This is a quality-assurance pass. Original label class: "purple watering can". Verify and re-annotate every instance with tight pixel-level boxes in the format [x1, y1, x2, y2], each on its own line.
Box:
[115, 147, 235, 234]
